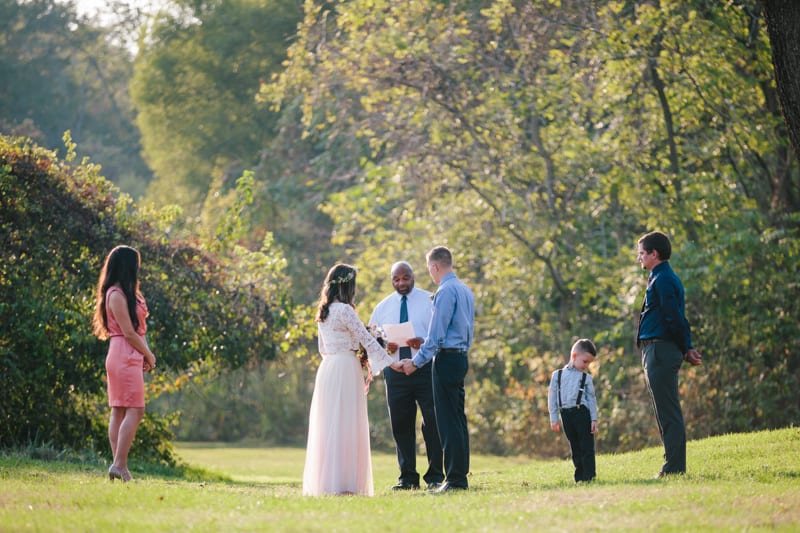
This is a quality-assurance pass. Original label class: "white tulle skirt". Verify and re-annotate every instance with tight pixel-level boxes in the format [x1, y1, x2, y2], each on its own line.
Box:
[302, 351, 374, 496]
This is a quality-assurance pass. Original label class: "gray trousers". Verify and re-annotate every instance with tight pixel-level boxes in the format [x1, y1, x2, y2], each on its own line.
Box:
[642, 341, 687, 474]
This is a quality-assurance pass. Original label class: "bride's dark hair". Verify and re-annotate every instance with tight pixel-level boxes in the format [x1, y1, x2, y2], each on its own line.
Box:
[316, 263, 357, 322]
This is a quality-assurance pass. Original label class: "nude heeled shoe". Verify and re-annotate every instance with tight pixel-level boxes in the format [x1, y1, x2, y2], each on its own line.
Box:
[108, 465, 132, 482]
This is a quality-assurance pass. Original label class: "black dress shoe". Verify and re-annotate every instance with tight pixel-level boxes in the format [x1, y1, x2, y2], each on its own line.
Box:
[655, 470, 685, 479]
[392, 481, 420, 490]
[434, 482, 467, 493]
[426, 482, 443, 491]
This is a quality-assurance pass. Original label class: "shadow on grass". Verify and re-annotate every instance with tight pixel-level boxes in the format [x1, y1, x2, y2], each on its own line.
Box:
[499, 466, 800, 493]
[0, 448, 232, 485]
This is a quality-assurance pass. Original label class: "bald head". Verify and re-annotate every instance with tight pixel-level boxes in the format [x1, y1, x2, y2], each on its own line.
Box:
[391, 261, 415, 296]
[391, 261, 413, 276]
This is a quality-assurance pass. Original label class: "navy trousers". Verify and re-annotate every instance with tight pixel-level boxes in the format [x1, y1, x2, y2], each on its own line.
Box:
[431, 351, 470, 488]
[560, 406, 596, 482]
[385, 364, 444, 485]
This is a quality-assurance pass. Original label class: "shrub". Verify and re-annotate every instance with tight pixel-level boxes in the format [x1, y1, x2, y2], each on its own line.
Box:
[0, 135, 285, 463]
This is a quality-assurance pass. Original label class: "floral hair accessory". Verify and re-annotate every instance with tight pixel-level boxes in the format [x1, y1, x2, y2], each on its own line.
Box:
[328, 270, 355, 286]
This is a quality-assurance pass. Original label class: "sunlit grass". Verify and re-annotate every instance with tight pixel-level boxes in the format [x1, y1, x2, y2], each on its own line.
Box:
[1, 428, 798, 531]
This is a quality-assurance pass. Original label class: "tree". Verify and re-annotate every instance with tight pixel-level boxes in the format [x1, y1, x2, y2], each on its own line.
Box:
[760, 0, 800, 168]
[0, 0, 81, 144]
[266, 0, 799, 455]
[0, 0, 151, 197]
[131, 0, 302, 208]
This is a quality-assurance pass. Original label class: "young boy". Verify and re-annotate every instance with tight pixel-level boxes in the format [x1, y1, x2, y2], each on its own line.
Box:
[548, 338, 598, 482]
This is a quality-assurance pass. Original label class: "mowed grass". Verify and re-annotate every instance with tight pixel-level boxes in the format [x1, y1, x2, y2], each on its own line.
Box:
[1, 428, 798, 532]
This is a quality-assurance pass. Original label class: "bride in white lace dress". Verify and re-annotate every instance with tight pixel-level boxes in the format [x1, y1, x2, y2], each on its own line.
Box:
[302, 264, 395, 496]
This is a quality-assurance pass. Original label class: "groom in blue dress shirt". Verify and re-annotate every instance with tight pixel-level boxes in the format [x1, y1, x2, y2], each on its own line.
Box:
[394, 246, 475, 493]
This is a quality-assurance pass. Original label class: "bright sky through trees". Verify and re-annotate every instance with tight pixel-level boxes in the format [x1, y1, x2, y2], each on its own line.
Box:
[72, 0, 154, 17]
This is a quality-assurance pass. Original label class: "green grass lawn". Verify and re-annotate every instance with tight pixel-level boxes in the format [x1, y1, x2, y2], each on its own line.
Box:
[1, 428, 798, 531]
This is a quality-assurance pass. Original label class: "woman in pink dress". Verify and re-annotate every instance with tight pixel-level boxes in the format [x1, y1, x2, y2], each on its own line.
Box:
[302, 264, 395, 496]
[92, 245, 156, 482]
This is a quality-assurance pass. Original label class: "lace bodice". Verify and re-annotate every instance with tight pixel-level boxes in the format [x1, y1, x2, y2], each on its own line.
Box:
[318, 302, 395, 375]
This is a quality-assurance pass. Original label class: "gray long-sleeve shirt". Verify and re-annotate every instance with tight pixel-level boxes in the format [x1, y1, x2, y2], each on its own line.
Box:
[547, 365, 598, 423]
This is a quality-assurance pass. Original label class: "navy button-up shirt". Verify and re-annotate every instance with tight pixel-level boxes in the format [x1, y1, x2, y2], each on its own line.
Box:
[638, 261, 693, 354]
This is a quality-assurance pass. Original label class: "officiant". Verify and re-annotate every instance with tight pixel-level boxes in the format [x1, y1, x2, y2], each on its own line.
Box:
[369, 261, 444, 491]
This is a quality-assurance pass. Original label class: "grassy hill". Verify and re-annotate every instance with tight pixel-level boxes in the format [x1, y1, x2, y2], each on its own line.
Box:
[1, 427, 798, 531]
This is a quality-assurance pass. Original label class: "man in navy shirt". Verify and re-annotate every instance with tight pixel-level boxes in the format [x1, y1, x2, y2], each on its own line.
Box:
[636, 231, 702, 477]
[394, 246, 475, 492]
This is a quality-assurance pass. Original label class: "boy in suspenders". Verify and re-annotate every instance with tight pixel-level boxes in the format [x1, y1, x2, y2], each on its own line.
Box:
[548, 339, 599, 482]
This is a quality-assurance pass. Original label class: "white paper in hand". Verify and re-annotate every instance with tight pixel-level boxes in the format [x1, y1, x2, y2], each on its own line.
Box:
[382, 322, 416, 346]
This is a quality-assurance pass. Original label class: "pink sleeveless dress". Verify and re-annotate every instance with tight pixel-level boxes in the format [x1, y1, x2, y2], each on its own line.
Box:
[105, 287, 149, 408]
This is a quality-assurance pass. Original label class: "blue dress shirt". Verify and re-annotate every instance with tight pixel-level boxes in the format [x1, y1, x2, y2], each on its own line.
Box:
[412, 271, 475, 368]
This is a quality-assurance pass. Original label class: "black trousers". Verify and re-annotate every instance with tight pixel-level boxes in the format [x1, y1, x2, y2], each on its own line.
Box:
[431, 351, 470, 488]
[560, 406, 596, 482]
[385, 363, 444, 485]
[642, 341, 687, 474]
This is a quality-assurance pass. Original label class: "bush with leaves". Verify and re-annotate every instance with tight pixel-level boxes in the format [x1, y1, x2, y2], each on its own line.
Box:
[0, 134, 287, 463]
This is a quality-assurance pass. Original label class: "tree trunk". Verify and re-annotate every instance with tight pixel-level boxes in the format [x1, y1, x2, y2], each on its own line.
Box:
[760, 0, 800, 166]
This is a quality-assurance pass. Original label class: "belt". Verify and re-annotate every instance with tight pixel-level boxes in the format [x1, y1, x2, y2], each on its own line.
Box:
[638, 337, 667, 347]
[437, 348, 467, 356]
[560, 405, 583, 413]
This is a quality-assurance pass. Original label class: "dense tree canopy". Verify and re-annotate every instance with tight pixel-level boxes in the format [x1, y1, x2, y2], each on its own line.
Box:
[2, 0, 799, 458]
[131, 0, 302, 208]
[265, 0, 799, 454]
[0, 0, 151, 196]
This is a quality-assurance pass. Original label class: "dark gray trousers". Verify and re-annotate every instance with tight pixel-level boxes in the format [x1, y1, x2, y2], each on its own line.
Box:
[642, 341, 687, 474]
[431, 352, 470, 488]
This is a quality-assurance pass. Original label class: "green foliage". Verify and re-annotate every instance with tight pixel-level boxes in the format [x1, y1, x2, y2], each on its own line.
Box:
[266, 0, 800, 456]
[0, 134, 287, 462]
[6, 0, 797, 460]
[0, 0, 84, 145]
[154, 358, 311, 444]
[0, 0, 151, 197]
[131, 0, 302, 207]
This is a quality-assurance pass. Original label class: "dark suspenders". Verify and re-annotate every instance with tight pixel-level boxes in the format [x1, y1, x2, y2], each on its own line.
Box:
[557, 369, 588, 411]
[557, 369, 563, 410]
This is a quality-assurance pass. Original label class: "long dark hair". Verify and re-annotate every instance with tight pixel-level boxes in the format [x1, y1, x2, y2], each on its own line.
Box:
[92, 245, 142, 339]
[316, 263, 357, 322]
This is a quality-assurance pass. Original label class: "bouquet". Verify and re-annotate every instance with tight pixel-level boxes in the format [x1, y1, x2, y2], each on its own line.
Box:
[357, 324, 387, 364]
[369, 324, 388, 347]
[358, 324, 387, 394]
